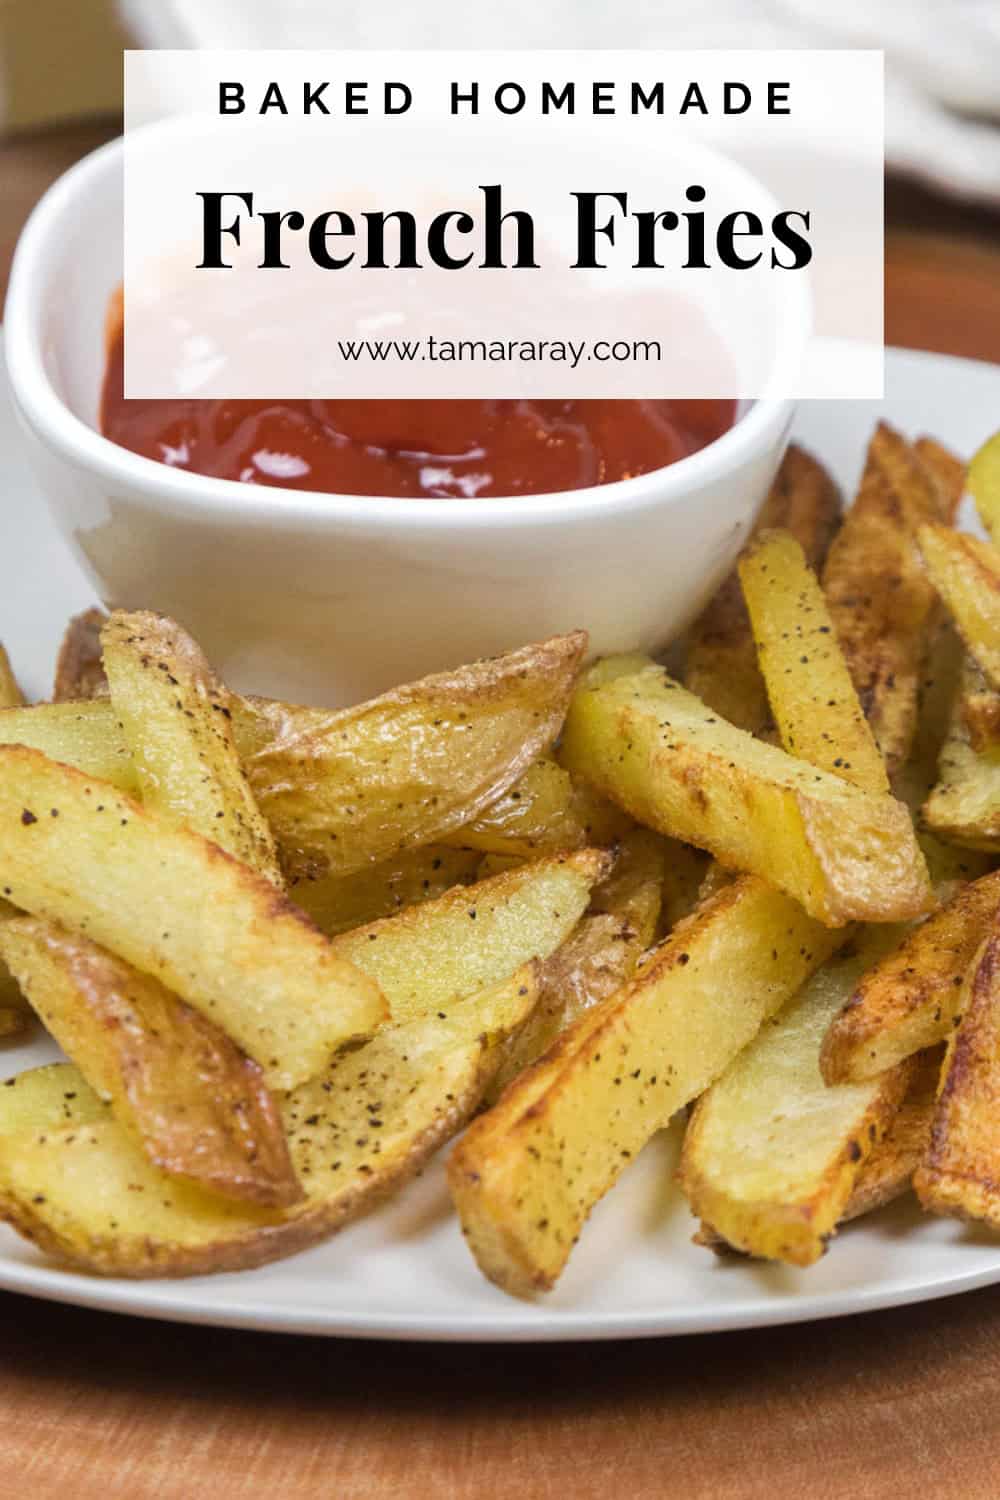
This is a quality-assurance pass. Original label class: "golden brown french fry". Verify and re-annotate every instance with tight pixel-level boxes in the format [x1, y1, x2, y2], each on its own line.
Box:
[560, 664, 932, 927]
[969, 429, 1000, 541]
[53, 607, 109, 701]
[0, 967, 538, 1277]
[289, 845, 482, 937]
[0, 646, 23, 710]
[442, 758, 591, 857]
[0, 746, 385, 1089]
[681, 925, 915, 1266]
[739, 529, 890, 794]
[101, 611, 282, 883]
[234, 633, 587, 880]
[685, 445, 841, 733]
[448, 874, 841, 1297]
[821, 870, 1000, 1084]
[823, 423, 943, 774]
[0, 1062, 106, 1132]
[914, 436, 966, 525]
[915, 930, 1000, 1231]
[918, 523, 1000, 690]
[0, 701, 137, 792]
[0, 916, 303, 1206]
[924, 658, 1000, 850]
[840, 1047, 941, 1222]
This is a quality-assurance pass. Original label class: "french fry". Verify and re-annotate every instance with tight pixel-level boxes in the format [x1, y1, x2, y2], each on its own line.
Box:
[915, 931, 1000, 1231]
[0, 967, 538, 1277]
[102, 611, 282, 883]
[680, 925, 918, 1266]
[0, 646, 23, 710]
[53, 608, 109, 701]
[924, 658, 1000, 850]
[739, 529, 890, 794]
[331, 849, 608, 1024]
[821, 870, 1000, 1084]
[442, 758, 590, 857]
[560, 664, 931, 926]
[969, 428, 1000, 541]
[0, 917, 302, 1206]
[685, 445, 841, 733]
[918, 524, 1000, 690]
[914, 436, 966, 525]
[290, 845, 482, 937]
[839, 1047, 941, 1222]
[0, 746, 385, 1089]
[0, 701, 137, 792]
[448, 874, 841, 1297]
[822, 423, 943, 774]
[234, 633, 587, 880]
[0, 1062, 106, 1132]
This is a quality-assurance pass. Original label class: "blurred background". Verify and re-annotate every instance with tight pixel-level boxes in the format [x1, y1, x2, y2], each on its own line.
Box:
[1, 0, 1000, 359]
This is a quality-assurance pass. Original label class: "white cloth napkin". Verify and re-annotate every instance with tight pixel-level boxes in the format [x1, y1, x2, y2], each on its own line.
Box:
[119, 0, 1000, 203]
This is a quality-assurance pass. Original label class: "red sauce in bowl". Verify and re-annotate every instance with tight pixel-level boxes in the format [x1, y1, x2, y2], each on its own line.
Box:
[100, 328, 736, 499]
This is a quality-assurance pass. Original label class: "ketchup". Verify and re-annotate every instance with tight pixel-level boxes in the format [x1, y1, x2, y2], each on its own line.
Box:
[100, 328, 735, 499]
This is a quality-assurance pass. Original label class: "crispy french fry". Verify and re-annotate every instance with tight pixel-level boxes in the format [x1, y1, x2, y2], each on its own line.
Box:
[101, 611, 282, 883]
[915, 437, 966, 525]
[685, 445, 841, 733]
[0, 967, 537, 1277]
[915, 931, 1000, 1231]
[448, 874, 841, 1297]
[0, 917, 302, 1206]
[560, 665, 931, 926]
[0, 746, 385, 1089]
[330, 849, 608, 1024]
[924, 658, 1000, 850]
[290, 845, 482, 937]
[840, 1047, 941, 1222]
[822, 423, 943, 774]
[53, 608, 109, 701]
[821, 870, 1000, 1084]
[680, 925, 918, 1266]
[233, 633, 587, 880]
[918, 523, 1000, 690]
[739, 529, 890, 794]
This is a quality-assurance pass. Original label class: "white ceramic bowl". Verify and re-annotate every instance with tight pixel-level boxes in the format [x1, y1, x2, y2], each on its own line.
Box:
[5, 133, 802, 706]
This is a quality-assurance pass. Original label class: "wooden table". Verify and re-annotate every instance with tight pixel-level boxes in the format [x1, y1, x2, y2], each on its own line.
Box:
[3, 122, 1000, 1500]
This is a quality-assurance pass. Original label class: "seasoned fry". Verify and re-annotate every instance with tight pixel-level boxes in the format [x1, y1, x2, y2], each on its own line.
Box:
[331, 849, 608, 1024]
[290, 846, 481, 937]
[915, 932, 1000, 1231]
[53, 607, 109, 701]
[840, 1047, 941, 1222]
[914, 436, 966, 525]
[588, 827, 665, 947]
[102, 610, 281, 883]
[918, 523, 1000, 690]
[0, 917, 302, 1206]
[0, 746, 385, 1089]
[560, 664, 932, 926]
[443, 758, 588, 856]
[924, 658, 1000, 849]
[681, 925, 917, 1266]
[821, 870, 1000, 1084]
[685, 445, 841, 733]
[0, 967, 537, 1277]
[739, 529, 890, 794]
[822, 423, 943, 773]
[0, 645, 23, 709]
[0, 701, 137, 791]
[0, 1062, 106, 1132]
[234, 633, 587, 880]
[448, 875, 841, 1297]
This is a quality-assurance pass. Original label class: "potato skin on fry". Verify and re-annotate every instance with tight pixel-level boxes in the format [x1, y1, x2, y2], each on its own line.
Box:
[236, 632, 588, 880]
[915, 934, 1000, 1231]
[448, 874, 841, 1297]
[560, 665, 931, 927]
[0, 968, 537, 1277]
[0, 917, 302, 1207]
[821, 870, 1000, 1085]
[924, 658, 1000, 850]
[0, 746, 385, 1090]
[53, 608, 109, 702]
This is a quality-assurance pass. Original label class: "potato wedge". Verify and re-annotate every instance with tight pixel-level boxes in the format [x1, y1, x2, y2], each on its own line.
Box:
[102, 610, 281, 883]
[0, 1062, 106, 1132]
[448, 874, 841, 1297]
[331, 848, 608, 1024]
[0, 646, 23, 710]
[0, 746, 385, 1089]
[739, 529, 890, 794]
[588, 827, 665, 947]
[234, 633, 587, 879]
[289, 845, 481, 937]
[822, 423, 943, 773]
[680, 925, 917, 1266]
[53, 608, 109, 701]
[969, 428, 1000, 542]
[0, 967, 537, 1277]
[821, 870, 1000, 1084]
[0, 701, 137, 792]
[685, 445, 841, 733]
[918, 523, 1000, 690]
[560, 664, 932, 926]
[924, 657, 1000, 849]
[915, 436, 966, 525]
[840, 1047, 941, 1222]
[915, 931, 1000, 1231]
[0, 916, 302, 1206]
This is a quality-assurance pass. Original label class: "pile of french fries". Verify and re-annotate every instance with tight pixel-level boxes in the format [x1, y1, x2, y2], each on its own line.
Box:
[2, 420, 1000, 1296]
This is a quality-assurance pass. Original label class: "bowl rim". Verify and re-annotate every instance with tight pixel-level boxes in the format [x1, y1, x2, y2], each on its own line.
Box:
[5, 129, 803, 533]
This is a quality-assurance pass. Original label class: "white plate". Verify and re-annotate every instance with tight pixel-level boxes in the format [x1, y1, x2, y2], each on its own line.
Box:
[2, 345, 1000, 1342]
